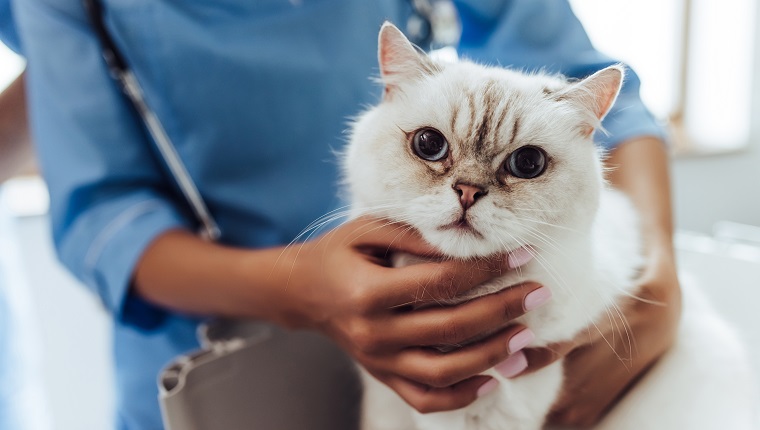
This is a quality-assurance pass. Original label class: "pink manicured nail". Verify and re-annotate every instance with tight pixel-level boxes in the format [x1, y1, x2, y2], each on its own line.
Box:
[524, 286, 552, 311]
[476, 378, 499, 397]
[495, 351, 528, 378]
[507, 247, 533, 269]
[508, 328, 535, 354]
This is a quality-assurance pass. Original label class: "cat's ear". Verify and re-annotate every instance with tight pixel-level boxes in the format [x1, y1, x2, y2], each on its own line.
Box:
[378, 22, 439, 97]
[559, 65, 624, 136]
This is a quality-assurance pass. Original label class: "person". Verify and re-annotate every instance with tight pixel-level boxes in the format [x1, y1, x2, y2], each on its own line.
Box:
[7, 0, 680, 428]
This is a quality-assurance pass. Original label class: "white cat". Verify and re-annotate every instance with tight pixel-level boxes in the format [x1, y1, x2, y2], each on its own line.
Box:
[343, 23, 756, 430]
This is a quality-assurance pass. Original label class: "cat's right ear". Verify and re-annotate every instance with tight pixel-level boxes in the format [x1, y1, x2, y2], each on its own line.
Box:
[378, 22, 438, 98]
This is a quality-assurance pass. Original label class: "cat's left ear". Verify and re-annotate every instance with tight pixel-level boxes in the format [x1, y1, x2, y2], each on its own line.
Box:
[560, 65, 624, 136]
[378, 22, 439, 98]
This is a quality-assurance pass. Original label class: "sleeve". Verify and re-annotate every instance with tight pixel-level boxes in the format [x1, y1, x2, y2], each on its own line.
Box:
[453, 0, 667, 149]
[0, 0, 22, 54]
[13, 0, 193, 329]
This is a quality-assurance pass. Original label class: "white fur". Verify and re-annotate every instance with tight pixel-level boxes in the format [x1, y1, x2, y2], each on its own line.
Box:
[346, 23, 756, 430]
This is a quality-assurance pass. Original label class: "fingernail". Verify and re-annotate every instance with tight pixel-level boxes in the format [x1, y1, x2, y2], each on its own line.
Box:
[495, 351, 528, 378]
[507, 247, 533, 269]
[476, 378, 499, 397]
[524, 286, 552, 311]
[508, 328, 535, 354]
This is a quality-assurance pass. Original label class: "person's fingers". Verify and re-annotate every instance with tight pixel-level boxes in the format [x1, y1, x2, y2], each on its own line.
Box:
[381, 374, 497, 414]
[375, 283, 548, 348]
[546, 342, 636, 427]
[372, 325, 528, 388]
[518, 341, 575, 376]
[330, 216, 442, 257]
[373, 248, 534, 308]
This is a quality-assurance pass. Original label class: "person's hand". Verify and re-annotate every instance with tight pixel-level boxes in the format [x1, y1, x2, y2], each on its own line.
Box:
[548, 253, 680, 426]
[276, 217, 550, 413]
[504, 251, 681, 427]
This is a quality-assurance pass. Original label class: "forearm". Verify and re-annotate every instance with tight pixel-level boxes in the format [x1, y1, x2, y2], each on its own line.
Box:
[0, 72, 34, 182]
[132, 229, 298, 326]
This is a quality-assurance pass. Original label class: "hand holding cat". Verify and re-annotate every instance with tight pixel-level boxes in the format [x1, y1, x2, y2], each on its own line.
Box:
[545, 255, 680, 427]
[278, 216, 549, 413]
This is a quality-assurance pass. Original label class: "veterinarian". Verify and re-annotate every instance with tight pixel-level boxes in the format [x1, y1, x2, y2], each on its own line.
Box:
[3, 0, 679, 428]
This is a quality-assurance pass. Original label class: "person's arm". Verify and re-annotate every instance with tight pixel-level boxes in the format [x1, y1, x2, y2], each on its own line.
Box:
[0, 72, 34, 182]
[133, 218, 548, 413]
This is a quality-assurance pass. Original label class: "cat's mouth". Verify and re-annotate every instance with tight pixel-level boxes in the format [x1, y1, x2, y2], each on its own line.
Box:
[438, 218, 484, 239]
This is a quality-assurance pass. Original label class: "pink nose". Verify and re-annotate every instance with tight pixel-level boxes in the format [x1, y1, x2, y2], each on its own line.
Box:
[453, 183, 487, 211]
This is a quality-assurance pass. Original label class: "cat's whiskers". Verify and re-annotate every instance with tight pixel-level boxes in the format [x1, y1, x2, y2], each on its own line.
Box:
[269, 207, 354, 284]
[493, 203, 561, 214]
[502, 216, 639, 355]
[608, 298, 636, 364]
[502, 220, 569, 258]
[271, 201, 416, 287]
[511, 215, 583, 233]
[498, 229, 565, 294]
[525, 240, 635, 363]
[504, 230, 633, 362]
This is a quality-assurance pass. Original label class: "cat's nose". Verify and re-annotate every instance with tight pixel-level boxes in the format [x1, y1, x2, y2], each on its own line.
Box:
[453, 182, 488, 211]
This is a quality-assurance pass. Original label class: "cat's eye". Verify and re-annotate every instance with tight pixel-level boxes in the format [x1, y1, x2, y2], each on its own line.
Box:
[412, 128, 448, 161]
[506, 146, 547, 179]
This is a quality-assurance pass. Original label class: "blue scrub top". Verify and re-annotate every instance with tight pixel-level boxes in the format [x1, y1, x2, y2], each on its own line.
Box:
[7, 0, 664, 428]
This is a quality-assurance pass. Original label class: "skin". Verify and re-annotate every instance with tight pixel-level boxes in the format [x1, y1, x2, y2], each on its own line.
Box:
[134, 135, 679, 419]
[0, 72, 34, 182]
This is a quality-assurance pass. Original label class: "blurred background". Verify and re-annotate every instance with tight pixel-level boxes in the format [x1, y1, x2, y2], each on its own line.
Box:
[0, 0, 758, 428]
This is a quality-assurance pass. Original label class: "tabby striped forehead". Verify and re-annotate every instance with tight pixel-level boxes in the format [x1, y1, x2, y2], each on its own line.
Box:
[447, 78, 526, 163]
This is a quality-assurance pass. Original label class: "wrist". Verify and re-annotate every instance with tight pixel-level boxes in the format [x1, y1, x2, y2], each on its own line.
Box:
[235, 243, 321, 330]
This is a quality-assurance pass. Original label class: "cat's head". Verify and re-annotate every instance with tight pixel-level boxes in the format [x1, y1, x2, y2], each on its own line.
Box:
[343, 23, 623, 258]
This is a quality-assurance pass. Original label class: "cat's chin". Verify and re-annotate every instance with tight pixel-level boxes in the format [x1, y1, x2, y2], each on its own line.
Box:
[422, 228, 504, 259]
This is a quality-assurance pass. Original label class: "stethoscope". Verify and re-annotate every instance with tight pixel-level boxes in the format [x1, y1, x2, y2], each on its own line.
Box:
[406, 0, 461, 50]
[83, 0, 461, 242]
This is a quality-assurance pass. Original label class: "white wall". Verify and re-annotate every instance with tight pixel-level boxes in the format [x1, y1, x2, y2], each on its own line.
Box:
[672, 144, 760, 233]
[1, 201, 114, 430]
[670, 0, 760, 234]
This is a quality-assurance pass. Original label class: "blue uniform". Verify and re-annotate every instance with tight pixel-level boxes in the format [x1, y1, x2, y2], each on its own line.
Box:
[6, 0, 664, 428]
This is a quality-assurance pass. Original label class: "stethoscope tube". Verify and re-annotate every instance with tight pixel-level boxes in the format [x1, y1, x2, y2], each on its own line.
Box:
[81, 0, 459, 243]
[83, 0, 221, 241]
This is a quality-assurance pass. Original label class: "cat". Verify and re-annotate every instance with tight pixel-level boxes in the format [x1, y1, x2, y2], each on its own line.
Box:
[342, 22, 757, 430]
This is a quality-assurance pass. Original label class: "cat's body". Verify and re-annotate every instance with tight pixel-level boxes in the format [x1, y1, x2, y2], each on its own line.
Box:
[344, 23, 756, 430]
[359, 191, 640, 430]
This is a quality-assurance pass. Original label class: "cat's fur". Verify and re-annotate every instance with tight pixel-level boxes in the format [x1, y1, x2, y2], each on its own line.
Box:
[343, 23, 756, 430]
